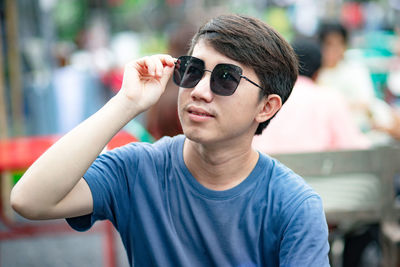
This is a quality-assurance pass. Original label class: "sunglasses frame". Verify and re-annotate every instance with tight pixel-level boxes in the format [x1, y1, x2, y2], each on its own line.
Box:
[173, 55, 264, 96]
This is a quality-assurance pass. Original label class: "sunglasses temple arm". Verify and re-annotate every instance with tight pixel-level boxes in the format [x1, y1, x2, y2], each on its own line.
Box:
[241, 76, 264, 91]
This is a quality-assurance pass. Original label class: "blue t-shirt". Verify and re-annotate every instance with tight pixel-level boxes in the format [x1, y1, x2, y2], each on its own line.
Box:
[67, 135, 330, 266]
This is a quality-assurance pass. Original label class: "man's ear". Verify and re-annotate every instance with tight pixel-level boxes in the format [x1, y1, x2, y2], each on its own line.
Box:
[255, 94, 282, 123]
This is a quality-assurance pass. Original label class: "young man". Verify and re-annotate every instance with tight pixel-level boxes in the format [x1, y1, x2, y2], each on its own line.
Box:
[11, 14, 330, 266]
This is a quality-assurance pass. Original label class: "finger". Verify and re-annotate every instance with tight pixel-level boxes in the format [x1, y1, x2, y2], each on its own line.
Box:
[144, 56, 158, 76]
[135, 56, 156, 76]
[159, 61, 175, 86]
[135, 55, 175, 79]
[150, 55, 164, 78]
[150, 54, 175, 78]
[158, 54, 175, 68]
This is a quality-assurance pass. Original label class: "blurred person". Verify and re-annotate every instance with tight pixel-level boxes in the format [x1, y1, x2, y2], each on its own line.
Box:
[317, 21, 376, 130]
[11, 14, 329, 266]
[52, 41, 108, 134]
[317, 21, 395, 144]
[51, 17, 117, 134]
[253, 37, 370, 154]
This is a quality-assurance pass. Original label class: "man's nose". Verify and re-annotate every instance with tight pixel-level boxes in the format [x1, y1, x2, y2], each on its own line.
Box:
[190, 70, 214, 102]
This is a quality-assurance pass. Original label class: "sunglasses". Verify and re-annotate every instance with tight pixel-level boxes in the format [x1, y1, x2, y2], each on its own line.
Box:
[173, 55, 264, 96]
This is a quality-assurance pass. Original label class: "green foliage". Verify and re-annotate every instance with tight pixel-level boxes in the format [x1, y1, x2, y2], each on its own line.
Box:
[139, 34, 168, 56]
[53, 0, 88, 41]
[263, 7, 293, 41]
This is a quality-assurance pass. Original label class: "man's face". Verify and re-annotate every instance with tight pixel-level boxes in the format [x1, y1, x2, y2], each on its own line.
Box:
[177, 40, 265, 145]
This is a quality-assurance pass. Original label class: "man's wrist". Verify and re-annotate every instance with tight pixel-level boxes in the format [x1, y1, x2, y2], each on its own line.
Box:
[110, 93, 143, 121]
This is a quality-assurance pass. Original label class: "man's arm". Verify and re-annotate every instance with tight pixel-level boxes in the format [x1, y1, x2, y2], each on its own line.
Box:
[10, 55, 175, 220]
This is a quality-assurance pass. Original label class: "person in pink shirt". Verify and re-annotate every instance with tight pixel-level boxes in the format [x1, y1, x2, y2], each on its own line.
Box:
[253, 37, 370, 154]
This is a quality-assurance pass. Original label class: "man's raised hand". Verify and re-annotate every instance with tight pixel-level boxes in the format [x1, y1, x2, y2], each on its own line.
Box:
[118, 54, 175, 114]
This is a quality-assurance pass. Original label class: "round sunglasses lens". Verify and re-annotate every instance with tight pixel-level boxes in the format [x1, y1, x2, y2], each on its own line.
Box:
[173, 56, 204, 88]
[211, 65, 241, 96]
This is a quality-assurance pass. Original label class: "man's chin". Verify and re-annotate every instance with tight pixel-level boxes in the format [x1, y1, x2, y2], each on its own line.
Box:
[183, 130, 206, 143]
[183, 128, 217, 145]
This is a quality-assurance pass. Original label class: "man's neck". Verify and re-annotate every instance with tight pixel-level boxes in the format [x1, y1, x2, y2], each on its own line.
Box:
[183, 138, 259, 191]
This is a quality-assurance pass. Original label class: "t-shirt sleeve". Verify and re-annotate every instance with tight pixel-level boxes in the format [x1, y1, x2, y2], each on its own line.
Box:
[66, 143, 140, 231]
[279, 195, 330, 267]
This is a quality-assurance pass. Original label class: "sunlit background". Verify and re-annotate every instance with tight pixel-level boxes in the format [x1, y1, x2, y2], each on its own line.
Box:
[1, 0, 400, 266]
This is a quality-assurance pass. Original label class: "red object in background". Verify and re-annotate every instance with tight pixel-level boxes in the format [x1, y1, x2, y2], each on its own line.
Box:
[341, 2, 364, 30]
[101, 68, 124, 93]
[107, 131, 138, 150]
[0, 135, 59, 172]
[0, 131, 138, 172]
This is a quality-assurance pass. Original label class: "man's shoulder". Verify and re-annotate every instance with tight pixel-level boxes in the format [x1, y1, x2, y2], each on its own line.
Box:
[261, 153, 318, 204]
[257, 154, 323, 234]
[261, 154, 304, 184]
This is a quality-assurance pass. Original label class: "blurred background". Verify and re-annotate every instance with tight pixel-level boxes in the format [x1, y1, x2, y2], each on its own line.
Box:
[1, 0, 400, 266]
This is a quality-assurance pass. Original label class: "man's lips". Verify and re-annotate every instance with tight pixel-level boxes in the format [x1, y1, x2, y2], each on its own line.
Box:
[186, 106, 215, 118]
